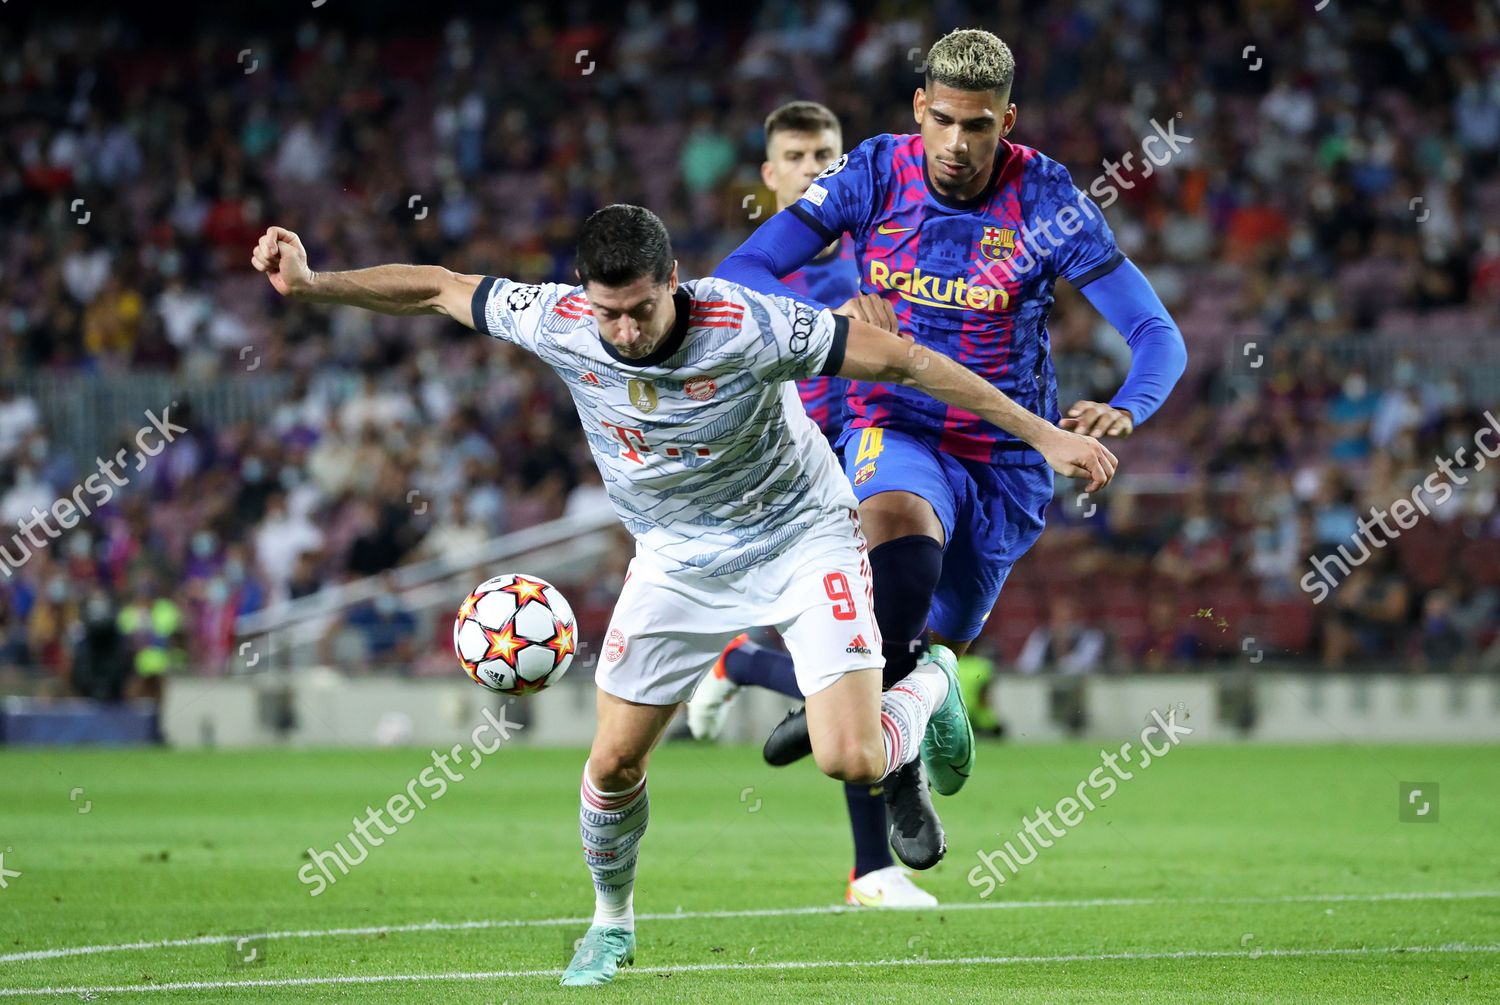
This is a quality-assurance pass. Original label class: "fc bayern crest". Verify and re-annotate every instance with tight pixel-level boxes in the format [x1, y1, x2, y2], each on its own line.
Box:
[980, 225, 1017, 261]
[684, 377, 716, 402]
[604, 628, 627, 663]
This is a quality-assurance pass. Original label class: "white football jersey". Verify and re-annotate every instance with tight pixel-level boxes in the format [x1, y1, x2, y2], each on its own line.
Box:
[472, 276, 859, 577]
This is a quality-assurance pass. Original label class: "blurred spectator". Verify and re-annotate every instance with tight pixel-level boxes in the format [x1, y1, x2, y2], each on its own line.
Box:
[0, 386, 41, 463]
[70, 589, 130, 701]
[0, 3, 1496, 688]
[1151, 486, 1232, 586]
[957, 644, 1002, 736]
[411, 494, 489, 567]
[1133, 595, 1201, 672]
[323, 574, 418, 669]
[1413, 588, 1466, 674]
[1017, 597, 1107, 675]
[1323, 551, 1413, 668]
[117, 574, 185, 702]
[255, 491, 324, 601]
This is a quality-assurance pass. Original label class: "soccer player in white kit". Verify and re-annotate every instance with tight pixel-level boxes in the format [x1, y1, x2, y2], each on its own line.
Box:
[250, 207, 1116, 987]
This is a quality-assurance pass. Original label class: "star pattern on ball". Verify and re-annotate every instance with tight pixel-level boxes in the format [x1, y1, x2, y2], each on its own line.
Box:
[456, 591, 482, 621]
[480, 622, 530, 668]
[544, 620, 576, 666]
[500, 576, 549, 606]
[508, 673, 554, 696]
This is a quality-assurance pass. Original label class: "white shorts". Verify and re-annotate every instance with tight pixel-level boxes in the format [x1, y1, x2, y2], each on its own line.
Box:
[593, 508, 885, 706]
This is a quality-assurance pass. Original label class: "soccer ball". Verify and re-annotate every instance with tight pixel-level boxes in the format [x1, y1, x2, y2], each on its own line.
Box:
[452, 574, 577, 694]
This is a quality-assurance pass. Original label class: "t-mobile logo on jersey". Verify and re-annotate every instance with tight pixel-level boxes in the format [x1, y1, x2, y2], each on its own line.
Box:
[599, 421, 713, 466]
[600, 421, 650, 463]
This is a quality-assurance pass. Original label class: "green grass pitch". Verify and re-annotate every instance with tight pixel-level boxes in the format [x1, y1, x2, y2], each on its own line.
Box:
[2, 738, 1498, 1002]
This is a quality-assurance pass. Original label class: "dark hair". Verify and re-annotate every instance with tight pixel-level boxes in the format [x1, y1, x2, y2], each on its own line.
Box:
[575, 204, 674, 287]
[763, 101, 841, 151]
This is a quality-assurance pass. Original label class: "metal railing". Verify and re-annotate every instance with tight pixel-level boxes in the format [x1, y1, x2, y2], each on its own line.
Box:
[232, 508, 622, 675]
[16, 373, 294, 464]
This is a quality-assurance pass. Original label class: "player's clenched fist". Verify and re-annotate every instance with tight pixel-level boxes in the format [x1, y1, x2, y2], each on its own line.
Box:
[1037, 428, 1118, 492]
[251, 226, 313, 298]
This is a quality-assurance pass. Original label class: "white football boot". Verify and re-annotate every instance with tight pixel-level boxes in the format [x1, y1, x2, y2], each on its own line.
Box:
[686, 633, 750, 741]
[845, 865, 940, 908]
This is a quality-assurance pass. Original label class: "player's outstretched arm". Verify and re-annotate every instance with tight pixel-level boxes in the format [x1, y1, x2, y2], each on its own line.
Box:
[714, 211, 833, 309]
[251, 226, 485, 329]
[837, 318, 1118, 491]
[1064, 259, 1187, 438]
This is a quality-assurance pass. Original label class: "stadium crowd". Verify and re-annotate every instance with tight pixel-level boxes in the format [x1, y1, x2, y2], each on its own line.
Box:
[1, 1, 1497, 696]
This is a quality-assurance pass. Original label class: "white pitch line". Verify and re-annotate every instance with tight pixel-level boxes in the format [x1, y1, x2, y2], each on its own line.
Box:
[3, 889, 1496, 966]
[3, 942, 1499, 998]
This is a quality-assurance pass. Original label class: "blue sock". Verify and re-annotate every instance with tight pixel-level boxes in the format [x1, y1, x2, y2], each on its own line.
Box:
[845, 782, 893, 877]
[723, 640, 803, 699]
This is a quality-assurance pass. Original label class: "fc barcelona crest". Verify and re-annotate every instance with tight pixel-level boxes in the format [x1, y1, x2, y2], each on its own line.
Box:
[627, 379, 659, 414]
[980, 225, 1017, 261]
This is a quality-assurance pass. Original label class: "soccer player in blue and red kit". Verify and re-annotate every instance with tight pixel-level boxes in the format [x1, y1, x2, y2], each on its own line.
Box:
[707, 29, 1188, 863]
[687, 101, 940, 907]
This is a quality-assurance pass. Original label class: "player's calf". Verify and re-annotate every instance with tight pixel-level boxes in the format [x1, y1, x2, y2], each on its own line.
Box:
[811, 732, 886, 785]
[804, 667, 887, 783]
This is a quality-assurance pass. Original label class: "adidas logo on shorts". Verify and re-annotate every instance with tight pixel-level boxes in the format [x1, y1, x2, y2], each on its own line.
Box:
[845, 633, 872, 656]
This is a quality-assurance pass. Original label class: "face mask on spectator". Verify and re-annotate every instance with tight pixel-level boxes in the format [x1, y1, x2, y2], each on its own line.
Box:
[207, 578, 230, 604]
[192, 531, 217, 558]
[375, 595, 398, 616]
[243, 458, 266, 481]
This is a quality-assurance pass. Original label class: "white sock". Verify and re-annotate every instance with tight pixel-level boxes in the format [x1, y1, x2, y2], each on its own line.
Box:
[579, 763, 648, 932]
[879, 659, 950, 777]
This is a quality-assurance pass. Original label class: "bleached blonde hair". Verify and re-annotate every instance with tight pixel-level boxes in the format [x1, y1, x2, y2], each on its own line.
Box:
[926, 28, 1015, 96]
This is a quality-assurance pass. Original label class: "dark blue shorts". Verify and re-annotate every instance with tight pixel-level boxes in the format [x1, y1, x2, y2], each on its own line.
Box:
[837, 426, 1053, 642]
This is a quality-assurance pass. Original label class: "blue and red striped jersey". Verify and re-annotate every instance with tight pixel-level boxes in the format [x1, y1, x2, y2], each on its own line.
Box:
[781, 235, 859, 438]
[787, 133, 1124, 465]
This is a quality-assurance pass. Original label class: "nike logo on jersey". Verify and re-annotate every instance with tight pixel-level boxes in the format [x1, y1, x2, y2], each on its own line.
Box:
[876, 223, 915, 235]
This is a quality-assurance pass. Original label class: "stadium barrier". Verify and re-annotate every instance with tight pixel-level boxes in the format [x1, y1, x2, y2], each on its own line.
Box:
[159, 670, 1500, 748]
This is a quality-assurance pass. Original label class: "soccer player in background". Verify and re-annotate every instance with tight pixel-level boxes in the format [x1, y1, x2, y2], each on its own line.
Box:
[711, 28, 1187, 851]
[686, 101, 940, 908]
[249, 207, 1117, 986]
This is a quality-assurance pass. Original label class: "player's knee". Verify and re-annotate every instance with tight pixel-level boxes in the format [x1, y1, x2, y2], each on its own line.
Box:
[587, 750, 646, 792]
[859, 491, 944, 547]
